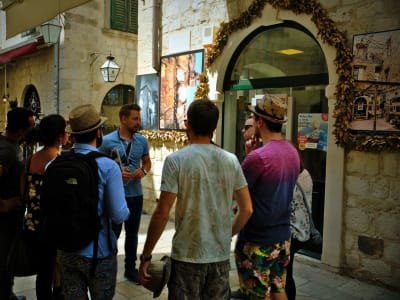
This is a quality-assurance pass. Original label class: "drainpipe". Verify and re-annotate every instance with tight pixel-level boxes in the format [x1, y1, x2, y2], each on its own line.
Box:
[152, 0, 161, 73]
[54, 41, 60, 114]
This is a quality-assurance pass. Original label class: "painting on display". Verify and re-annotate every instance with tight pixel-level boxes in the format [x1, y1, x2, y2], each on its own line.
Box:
[135, 73, 160, 130]
[159, 49, 204, 130]
[350, 29, 400, 134]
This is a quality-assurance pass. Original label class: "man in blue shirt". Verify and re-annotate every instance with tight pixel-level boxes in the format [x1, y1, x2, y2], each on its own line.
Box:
[99, 104, 151, 284]
[57, 104, 130, 299]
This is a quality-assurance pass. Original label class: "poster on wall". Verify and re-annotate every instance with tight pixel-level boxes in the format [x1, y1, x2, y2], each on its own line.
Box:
[135, 73, 160, 130]
[159, 49, 204, 130]
[297, 113, 328, 152]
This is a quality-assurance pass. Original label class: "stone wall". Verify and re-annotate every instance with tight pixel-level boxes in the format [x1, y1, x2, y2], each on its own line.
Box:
[344, 152, 400, 287]
[58, 0, 138, 117]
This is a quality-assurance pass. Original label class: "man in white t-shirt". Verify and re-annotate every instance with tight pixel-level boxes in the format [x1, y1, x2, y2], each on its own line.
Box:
[139, 98, 253, 299]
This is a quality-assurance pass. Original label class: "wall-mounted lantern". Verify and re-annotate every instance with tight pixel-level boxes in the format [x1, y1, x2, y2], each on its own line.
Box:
[40, 22, 62, 44]
[100, 54, 120, 82]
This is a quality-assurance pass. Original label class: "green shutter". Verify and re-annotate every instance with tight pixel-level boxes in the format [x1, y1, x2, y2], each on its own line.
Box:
[111, 0, 137, 34]
[111, 0, 127, 31]
[127, 0, 138, 34]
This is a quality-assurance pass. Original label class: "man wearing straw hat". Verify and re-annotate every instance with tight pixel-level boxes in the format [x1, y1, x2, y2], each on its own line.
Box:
[139, 99, 253, 299]
[56, 104, 130, 299]
[232, 94, 300, 300]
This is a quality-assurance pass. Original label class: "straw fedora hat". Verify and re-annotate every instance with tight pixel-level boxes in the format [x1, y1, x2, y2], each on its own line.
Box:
[68, 104, 107, 134]
[143, 256, 171, 298]
[247, 94, 287, 124]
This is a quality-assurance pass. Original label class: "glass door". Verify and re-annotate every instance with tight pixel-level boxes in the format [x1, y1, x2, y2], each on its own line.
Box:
[223, 84, 327, 258]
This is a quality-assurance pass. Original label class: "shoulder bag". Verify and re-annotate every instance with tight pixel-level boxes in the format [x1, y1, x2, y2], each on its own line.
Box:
[296, 181, 323, 248]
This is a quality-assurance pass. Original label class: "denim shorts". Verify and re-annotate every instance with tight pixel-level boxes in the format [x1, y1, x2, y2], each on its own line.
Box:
[167, 258, 230, 300]
[58, 251, 117, 300]
[235, 239, 291, 298]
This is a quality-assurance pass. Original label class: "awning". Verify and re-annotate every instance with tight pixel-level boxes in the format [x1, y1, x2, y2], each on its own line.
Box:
[3, 0, 91, 38]
[0, 41, 38, 63]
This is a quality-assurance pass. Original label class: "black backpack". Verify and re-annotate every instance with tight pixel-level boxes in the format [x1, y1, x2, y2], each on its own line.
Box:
[40, 150, 109, 264]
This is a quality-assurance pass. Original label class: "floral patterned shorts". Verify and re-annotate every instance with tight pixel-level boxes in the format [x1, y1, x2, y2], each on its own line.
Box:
[234, 239, 291, 299]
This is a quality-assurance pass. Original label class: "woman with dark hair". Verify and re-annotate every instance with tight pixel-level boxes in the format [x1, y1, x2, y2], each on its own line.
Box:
[24, 114, 68, 300]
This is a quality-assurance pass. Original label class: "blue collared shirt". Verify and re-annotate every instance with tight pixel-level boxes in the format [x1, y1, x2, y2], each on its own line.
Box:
[99, 129, 149, 197]
[72, 143, 130, 258]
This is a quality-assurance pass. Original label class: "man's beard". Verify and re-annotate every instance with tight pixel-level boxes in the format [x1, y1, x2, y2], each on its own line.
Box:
[128, 126, 139, 135]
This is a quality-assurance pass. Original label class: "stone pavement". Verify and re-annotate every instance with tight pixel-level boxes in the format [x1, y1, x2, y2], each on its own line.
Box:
[14, 213, 399, 299]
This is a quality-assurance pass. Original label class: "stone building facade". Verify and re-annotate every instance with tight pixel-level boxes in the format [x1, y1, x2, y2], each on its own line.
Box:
[1, 0, 399, 291]
[138, 0, 400, 290]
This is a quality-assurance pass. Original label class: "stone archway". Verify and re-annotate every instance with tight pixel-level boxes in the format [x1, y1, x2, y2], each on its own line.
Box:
[210, 3, 345, 269]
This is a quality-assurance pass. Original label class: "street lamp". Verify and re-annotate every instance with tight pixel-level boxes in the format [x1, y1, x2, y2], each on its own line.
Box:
[100, 54, 120, 82]
[40, 22, 62, 44]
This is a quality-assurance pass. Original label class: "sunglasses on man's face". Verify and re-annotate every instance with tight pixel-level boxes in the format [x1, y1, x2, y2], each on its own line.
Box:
[244, 125, 253, 130]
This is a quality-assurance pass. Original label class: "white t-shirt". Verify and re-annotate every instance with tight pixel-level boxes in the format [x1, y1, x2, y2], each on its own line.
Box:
[161, 143, 247, 263]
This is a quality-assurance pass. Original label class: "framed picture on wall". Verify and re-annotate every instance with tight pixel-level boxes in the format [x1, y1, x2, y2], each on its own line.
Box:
[352, 29, 400, 84]
[349, 82, 400, 133]
[350, 29, 400, 135]
[135, 73, 160, 130]
[159, 49, 204, 130]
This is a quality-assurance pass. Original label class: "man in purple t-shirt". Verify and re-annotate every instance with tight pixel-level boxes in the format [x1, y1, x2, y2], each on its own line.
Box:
[232, 94, 300, 300]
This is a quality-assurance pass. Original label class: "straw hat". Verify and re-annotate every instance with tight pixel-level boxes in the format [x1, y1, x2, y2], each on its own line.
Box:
[68, 104, 107, 134]
[247, 94, 287, 124]
[142, 256, 171, 298]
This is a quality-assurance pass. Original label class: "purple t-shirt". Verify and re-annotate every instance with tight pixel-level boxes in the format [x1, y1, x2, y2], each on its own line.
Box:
[239, 139, 300, 246]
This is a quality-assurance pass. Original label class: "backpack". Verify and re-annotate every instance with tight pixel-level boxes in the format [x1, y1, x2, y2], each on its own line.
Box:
[40, 150, 108, 258]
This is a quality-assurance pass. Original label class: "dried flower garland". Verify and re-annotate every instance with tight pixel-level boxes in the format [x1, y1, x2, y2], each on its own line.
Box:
[200, 0, 398, 152]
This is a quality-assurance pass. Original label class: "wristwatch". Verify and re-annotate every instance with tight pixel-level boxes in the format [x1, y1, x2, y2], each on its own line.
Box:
[140, 254, 152, 262]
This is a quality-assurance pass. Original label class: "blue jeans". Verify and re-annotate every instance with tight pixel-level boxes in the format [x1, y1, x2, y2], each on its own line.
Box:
[112, 195, 143, 273]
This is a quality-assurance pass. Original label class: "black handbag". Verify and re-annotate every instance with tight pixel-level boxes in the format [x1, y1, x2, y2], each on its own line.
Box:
[7, 225, 38, 277]
[296, 181, 323, 248]
[6, 159, 38, 277]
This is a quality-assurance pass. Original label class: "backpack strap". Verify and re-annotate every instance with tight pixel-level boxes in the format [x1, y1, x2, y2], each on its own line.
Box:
[86, 151, 111, 276]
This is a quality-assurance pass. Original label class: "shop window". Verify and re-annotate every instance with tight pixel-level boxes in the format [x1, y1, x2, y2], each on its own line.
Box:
[110, 0, 138, 34]
[103, 84, 134, 106]
[102, 84, 135, 128]
[225, 22, 328, 90]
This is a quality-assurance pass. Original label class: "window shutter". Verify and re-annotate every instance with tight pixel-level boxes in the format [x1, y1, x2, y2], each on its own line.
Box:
[128, 0, 138, 34]
[111, 0, 128, 31]
[110, 0, 138, 34]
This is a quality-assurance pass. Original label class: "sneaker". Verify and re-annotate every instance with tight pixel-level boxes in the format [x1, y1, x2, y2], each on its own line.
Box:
[124, 269, 140, 285]
[231, 288, 250, 300]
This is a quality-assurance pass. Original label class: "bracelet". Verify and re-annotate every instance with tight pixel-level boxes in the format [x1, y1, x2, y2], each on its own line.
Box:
[141, 168, 147, 176]
[140, 254, 152, 262]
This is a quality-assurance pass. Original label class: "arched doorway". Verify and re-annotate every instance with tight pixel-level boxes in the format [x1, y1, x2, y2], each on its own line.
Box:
[101, 84, 135, 130]
[223, 21, 328, 258]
